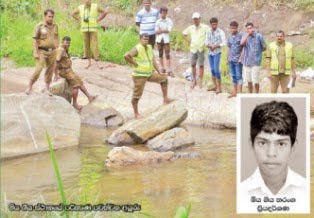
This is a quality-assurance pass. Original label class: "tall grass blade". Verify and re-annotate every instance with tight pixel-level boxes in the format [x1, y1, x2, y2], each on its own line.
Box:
[46, 132, 70, 218]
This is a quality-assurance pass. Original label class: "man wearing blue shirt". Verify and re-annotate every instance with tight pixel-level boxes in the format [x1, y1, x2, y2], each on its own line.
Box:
[240, 22, 267, 93]
[135, 0, 159, 48]
[227, 21, 244, 97]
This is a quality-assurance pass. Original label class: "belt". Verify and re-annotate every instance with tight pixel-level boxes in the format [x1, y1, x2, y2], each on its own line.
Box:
[38, 47, 55, 51]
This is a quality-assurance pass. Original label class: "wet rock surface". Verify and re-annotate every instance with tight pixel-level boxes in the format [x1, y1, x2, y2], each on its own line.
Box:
[107, 100, 188, 145]
[146, 127, 194, 152]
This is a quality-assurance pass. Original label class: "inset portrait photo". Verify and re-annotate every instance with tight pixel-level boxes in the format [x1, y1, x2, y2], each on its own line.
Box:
[237, 94, 310, 214]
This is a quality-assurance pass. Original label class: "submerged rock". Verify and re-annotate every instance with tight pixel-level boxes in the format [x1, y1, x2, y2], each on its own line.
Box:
[1, 93, 80, 158]
[173, 152, 202, 159]
[80, 95, 124, 127]
[107, 100, 188, 145]
[105, 146, 174, 167]
[146, 128, 194, 152]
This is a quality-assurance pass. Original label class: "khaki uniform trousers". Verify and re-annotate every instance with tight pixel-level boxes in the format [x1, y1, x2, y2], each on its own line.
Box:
[132, 71, 168, 101]
[59, 69, 83, 88]
[31, 49, 56, 83]
[83, 32, 99, 61]
[270, 73, 290, 93]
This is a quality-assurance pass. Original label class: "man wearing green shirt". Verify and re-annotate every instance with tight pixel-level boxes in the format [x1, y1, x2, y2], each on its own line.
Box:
[183, 12, 210, 89]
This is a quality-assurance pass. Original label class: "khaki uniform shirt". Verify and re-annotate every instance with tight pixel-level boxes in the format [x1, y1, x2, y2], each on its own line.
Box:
[33, 21, 58, 49]
[56, 47, 72, 69]
[266, 41, 295, 74]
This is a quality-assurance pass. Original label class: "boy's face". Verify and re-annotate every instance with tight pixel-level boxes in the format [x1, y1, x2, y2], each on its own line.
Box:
[230, 25, 238, 35]
[161, 10, 167, 19]
[253, 131, 294, 178]
[210, 22, 218, 30]
[63, 40, 71, 50]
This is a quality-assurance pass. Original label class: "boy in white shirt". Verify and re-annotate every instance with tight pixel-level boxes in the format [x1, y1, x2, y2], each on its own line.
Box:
[238, 100, 309, 213]
[155, 7, 174, 77]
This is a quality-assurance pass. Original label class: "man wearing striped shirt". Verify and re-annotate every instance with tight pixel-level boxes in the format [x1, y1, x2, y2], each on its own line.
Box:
[135, 0, 160, 48]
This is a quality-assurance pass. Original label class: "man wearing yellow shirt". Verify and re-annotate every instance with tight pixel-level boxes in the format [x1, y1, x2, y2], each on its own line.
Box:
[183, 12, 210, 89]
[266, 31, 296, 93]
[124, 33, 171, 119]
[71, 0, 107, 69]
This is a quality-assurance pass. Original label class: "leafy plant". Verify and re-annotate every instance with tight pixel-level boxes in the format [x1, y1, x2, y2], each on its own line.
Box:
[46, 132, 70, 218]
[174, 202, 192, 218]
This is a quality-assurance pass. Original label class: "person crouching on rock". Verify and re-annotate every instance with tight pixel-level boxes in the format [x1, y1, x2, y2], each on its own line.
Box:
[55, 36, 97, 110]
[124, 33, 171, 119]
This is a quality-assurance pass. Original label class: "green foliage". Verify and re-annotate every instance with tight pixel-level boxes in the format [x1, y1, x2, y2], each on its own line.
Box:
[295, 48, 314, 69]
[1, 12, 37, 67]
[1, 0, 41, 17]
[294, 0, 314, 10]
[109, 0, 137, 10]
[174, 203, 192, 218]
[204, 0, 314, 10]
[170, 31, 190, 52]
[98, 26, 139, 64]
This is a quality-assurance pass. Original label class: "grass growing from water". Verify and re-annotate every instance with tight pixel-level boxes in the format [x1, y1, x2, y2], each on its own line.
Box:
[46, 132, 70, 218]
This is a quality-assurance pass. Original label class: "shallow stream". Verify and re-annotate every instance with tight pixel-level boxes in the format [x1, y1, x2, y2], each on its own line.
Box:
[1, 125, 313, 217]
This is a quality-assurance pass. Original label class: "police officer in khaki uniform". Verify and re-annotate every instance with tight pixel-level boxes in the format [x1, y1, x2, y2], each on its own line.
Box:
[55, 36, 97, 110]
[25, 9, 59, 96]
[71, 0, 110, 69]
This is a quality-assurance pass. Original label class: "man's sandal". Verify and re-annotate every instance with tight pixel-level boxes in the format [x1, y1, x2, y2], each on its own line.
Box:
[167, 71, 175, 78]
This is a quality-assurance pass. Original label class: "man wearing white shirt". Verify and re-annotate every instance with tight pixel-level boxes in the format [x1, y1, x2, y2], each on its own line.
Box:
[155, 7, 174, 77]
[238, 100, 309, 214]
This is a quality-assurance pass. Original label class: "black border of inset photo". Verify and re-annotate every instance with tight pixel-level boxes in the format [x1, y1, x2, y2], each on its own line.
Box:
[237, 94, 310, 214]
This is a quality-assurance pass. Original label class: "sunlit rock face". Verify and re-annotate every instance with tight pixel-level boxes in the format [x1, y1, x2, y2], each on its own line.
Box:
[1, 93, 80, 158]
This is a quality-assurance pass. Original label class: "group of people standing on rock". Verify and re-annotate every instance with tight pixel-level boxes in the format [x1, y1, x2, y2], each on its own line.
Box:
[25, 0, 297, 118]
[129, 0, 297, 99]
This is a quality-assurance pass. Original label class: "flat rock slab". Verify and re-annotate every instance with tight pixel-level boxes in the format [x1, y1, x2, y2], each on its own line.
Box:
[107, 100, 188, 145]
[80, 95, 124, 127]
[146, 127, 195, 152]
[1, 93, 80, 158]
[105, 146, 174, 167]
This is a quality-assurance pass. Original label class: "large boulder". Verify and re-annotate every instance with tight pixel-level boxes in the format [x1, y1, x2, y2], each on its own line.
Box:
[186, 91, 236, 128]
[80, 95, 124, 127]
[146, 127, 194, 152]
[105, 146, 174, 167]
[107, 100, 188, 145]
[41, 79, 72, 103]
[1, 93, 80, 158]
